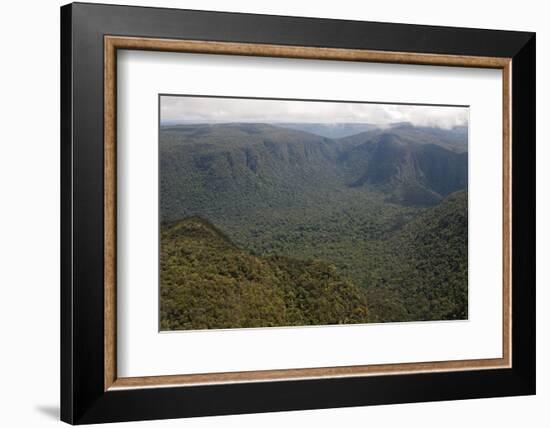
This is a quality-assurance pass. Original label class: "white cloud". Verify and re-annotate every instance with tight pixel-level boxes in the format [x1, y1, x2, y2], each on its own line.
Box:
[160, 95, 468, 129]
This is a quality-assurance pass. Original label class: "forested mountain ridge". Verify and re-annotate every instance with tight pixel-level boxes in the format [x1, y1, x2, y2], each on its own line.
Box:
[339, 132, 468, 205]
[160, 123, 342, 221]
[160, 122, 468, 222]
[160, 217, 370, 330]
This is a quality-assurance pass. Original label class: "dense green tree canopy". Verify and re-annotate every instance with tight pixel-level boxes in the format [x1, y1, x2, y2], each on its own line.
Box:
[159, 123, 468, 329]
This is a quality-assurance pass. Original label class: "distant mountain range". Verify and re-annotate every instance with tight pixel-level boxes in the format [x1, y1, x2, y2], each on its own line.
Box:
[274, 122, 378, 138]
[160, 121, 467, 145]
[160, 122, 468, 222]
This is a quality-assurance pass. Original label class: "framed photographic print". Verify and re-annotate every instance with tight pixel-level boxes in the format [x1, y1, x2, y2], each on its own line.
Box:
[60, 2, 535, 424]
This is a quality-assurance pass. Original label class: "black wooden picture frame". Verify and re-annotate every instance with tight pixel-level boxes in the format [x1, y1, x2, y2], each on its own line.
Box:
[61, 2, 535, 424]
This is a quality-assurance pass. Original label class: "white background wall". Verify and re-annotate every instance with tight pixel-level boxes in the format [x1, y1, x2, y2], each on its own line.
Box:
[0, 0, 546, 426]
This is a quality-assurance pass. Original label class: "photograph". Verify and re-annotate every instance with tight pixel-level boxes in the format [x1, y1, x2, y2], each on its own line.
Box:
[159, 95, 469, 331]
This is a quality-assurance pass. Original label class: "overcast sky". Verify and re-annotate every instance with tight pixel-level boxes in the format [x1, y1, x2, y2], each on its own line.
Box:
[160, 95, 468, 129]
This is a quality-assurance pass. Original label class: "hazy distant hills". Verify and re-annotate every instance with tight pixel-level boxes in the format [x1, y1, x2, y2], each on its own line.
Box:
[276, 122, 468, 147]
[160, 122, 468, 221]
[274, 122, 377, 138]
[341, 123, 468, 153]
[160, 121, 377, 139]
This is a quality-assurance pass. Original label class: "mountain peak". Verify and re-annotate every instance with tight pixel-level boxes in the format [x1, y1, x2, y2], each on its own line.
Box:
[165, 217, 234, 246]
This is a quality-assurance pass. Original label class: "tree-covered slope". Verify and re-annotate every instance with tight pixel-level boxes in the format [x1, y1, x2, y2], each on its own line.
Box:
[339, 131, 468, 205]
[364, 190, 468, 322]
[160, 123, 343, 221]
[160, 217, 370, 331]
[160, 123, 468, 225]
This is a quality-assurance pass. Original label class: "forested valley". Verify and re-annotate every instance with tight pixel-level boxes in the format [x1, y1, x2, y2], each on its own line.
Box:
[159, 122, 468, 330]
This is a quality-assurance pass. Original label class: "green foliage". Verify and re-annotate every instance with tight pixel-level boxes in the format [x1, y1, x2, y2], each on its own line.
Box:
[160, 217, 369, 330]
[159, 123, 469, 329]
[363, 190, 468, 322]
